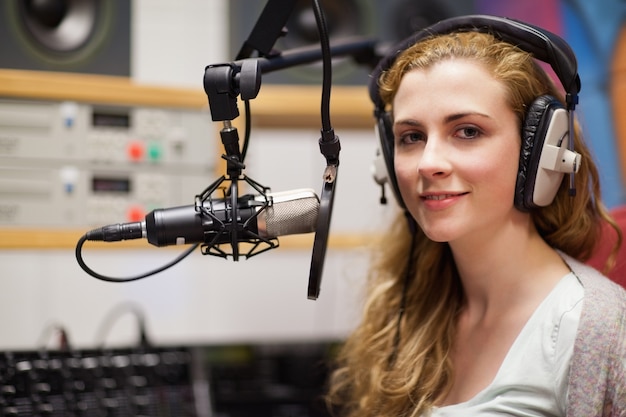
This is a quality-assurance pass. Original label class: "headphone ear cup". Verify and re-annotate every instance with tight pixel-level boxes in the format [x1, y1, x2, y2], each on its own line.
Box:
[375, 111, 405, 207]
[515, 95, 568, 210]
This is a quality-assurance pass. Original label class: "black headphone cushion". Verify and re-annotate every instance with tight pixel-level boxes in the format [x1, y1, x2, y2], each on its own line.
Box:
[514, 95, 565, 210]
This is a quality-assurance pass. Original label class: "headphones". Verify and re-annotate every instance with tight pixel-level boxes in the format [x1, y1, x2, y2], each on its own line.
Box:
[369, 14, 582, 211]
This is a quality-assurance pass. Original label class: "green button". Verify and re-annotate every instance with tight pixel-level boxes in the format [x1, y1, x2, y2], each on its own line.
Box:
[148, 142, 162, 161]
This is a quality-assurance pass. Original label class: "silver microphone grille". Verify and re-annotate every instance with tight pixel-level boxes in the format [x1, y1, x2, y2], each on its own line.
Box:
[259, 189, 320, 237]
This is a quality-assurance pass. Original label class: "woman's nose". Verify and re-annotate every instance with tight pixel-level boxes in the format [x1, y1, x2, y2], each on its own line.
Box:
[417, 136, 451, 178]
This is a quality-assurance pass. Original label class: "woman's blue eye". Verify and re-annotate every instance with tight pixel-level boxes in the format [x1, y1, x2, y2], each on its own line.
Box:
[458, 126, 481, 139]
[398, 132, 424, 144]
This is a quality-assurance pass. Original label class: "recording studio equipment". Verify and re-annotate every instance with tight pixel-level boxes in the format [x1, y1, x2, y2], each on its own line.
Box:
[206, 342, 335, 417]
[369, 14, 582, 211]
[0, 341, 340, 417]
[66, 0, 388, 298]
[0, 346, 208, 417]
[84, 188, 320, 249]
[0, 98, 213, 229]
[202, 0, 352, 298]
[74, 0, 383, 298]
[0, 0, 131, 76]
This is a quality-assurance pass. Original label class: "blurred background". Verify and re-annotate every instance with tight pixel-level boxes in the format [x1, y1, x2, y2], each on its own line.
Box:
[0, 0, 624, 415]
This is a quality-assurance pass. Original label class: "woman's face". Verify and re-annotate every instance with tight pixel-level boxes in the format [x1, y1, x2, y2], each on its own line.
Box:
[392, 58, 524, 245]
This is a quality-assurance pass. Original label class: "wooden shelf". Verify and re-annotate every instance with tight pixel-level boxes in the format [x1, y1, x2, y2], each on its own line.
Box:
[0, 69, 206, 109]
[0, 69, 374, 128]
[0, 228, 373, 250]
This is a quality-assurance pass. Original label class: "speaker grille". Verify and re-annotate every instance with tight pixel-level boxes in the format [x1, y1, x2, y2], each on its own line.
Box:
[0, 0, 131, 76]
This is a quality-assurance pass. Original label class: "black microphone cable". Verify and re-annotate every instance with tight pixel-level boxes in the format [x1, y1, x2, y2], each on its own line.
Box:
[75, 234, 199, 283]
[241, 99, 252, 162]
[314, 0, 333, 134]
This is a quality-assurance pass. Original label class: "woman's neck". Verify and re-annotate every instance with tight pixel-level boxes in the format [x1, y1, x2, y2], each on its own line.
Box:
[450, 218, 569, 321]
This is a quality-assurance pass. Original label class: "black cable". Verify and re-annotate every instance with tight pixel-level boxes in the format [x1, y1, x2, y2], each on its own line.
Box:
[240, 99, 252, 162]
[75, 234, 199, 283]
[312, 0, 333, 132]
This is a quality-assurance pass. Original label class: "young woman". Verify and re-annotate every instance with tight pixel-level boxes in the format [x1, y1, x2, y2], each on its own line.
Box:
[326, 18, 626, 417]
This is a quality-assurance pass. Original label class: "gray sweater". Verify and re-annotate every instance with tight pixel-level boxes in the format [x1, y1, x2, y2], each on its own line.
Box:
[562, 254, 626, 416]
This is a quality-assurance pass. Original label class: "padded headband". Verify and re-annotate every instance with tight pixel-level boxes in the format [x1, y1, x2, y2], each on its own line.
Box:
[368, 14, 581, 112]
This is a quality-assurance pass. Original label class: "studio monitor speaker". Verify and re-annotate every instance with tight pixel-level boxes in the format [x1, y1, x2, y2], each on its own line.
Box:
[0, 0, 131, 76]
[228, 0, 473, 85]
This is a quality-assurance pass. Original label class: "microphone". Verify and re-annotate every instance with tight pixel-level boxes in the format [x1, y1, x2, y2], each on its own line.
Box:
[84, 188, 320, 248]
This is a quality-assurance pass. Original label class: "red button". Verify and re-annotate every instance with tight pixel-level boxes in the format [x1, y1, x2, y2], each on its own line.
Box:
[127, 205, 145, 222]
[127, 141, 145, 161]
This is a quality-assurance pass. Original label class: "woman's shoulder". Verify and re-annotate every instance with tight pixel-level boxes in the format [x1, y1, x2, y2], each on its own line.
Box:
[560, 252, 626, 309]
[560, 252, 626, 417]
[562, 253, 625, 351]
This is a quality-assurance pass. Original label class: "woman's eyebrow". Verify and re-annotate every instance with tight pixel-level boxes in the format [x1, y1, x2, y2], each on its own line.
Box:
[444, 112, 492, 124]
[393, 112, 491, 128]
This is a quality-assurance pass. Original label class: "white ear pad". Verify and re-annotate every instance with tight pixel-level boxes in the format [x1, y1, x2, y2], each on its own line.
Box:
[372, 111, 406, 207]
[532, 107, 581, 206]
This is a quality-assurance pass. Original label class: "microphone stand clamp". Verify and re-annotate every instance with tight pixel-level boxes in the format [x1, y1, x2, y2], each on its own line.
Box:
[200, 59, 275, 261]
